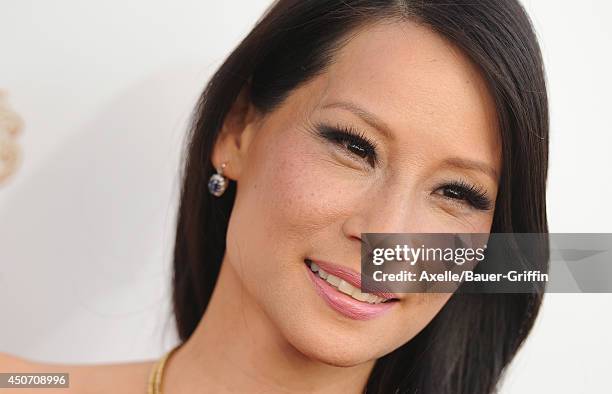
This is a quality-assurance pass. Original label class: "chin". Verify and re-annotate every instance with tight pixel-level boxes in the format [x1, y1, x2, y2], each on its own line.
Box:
[295, 338, 375, 368]
[276, 316, 386, 368]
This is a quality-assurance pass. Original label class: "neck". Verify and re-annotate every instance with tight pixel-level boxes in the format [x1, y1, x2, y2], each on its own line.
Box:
[163, 256, 374, 393]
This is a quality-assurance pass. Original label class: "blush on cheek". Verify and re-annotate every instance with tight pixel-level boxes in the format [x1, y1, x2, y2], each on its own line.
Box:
[252, 130, 350, 235]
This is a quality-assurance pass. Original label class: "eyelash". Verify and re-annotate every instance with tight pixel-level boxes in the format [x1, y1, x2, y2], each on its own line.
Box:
[315, 122, 378, 166]
[436, 180, 493, 211]
[315, 123, 493, 211]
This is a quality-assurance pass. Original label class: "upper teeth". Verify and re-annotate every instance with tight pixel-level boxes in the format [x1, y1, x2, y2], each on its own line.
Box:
[309, 262, 387, 304]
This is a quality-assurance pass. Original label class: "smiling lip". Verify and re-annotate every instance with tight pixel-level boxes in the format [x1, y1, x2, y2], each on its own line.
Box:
[304, 258, 399, 321]
[307, 259, 399, 300]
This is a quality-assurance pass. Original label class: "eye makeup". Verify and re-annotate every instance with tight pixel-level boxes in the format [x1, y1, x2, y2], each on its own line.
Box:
[432, 179, 494, 211]
[314, 122, 379, 167]
[312, 121, 494, 211]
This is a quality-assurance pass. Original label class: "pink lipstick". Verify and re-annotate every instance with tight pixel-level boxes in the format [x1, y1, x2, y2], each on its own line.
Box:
[304, 258, 398, 321]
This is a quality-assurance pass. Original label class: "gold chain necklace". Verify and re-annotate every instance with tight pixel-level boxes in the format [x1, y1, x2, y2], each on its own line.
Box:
[147, 345, 181, 394]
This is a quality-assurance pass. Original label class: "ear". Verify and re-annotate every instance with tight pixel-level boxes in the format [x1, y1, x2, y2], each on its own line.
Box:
[211, 83, 260, 180]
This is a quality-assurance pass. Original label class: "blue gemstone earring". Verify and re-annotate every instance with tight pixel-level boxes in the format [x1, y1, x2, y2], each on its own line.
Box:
[208, 162, 228, 197]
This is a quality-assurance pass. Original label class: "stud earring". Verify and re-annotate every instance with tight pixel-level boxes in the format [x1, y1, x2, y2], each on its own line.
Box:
[208, 162, 228, 197]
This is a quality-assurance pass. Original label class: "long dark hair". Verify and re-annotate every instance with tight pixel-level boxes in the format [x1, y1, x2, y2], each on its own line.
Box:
[172, 1, 549, 393]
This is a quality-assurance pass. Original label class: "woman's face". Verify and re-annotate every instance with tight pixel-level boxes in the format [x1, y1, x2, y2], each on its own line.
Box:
[221, 21, 501, 367]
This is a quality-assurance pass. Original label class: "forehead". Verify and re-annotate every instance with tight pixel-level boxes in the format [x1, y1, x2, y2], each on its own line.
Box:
[305, 20, 501, 170]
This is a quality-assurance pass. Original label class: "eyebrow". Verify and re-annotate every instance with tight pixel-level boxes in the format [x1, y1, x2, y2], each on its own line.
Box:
[322, 100, 394, 141]
[441, 157, 499, 181]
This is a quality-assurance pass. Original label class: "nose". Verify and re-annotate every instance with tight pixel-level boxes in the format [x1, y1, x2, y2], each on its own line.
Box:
[342, 178, 425, 241]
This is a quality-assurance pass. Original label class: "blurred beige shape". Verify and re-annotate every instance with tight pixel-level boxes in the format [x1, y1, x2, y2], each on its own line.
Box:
[0, 90, 24, 184]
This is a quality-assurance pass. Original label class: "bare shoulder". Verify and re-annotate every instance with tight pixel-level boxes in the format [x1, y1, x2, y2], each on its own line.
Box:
[0, 352, 31, 372]
[0, 351, 155, 394]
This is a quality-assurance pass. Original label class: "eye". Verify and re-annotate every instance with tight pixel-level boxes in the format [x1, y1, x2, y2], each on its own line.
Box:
[315, 123, 378, 167]
[435, 180, 493, 211]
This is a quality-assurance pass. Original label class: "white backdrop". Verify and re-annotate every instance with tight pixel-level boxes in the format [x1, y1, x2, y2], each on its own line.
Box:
[1, 1, 611, 392]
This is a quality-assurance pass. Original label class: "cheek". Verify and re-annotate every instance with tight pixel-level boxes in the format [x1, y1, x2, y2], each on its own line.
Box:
[224, 127, 349, 293]
[239, 129, 351, 240]
[382, 293, 451, 344]
[432, 209, 496, 234]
